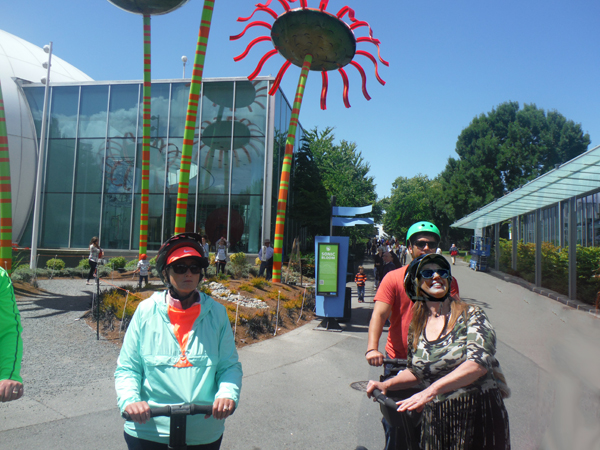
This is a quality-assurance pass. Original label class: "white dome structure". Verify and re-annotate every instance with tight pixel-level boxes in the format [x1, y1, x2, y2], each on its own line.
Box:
[0, 29, 93, 242]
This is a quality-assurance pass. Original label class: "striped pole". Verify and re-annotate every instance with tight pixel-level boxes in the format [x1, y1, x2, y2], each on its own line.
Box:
[174, 0, 215, 234]
[272, 54, 312, 283]
[139, 15, 151, 256]
[0, 81, 12, 273]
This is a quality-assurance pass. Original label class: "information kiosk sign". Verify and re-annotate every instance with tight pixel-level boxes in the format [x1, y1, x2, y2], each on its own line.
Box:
[317, 242, 339, 296]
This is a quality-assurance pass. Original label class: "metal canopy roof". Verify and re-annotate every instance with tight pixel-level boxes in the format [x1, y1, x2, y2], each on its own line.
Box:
[451, 144, 600, 230]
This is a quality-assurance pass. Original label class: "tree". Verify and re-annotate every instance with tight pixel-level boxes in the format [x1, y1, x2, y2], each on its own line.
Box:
[302, 127, 380, 250]
[440, 102, 590, 222]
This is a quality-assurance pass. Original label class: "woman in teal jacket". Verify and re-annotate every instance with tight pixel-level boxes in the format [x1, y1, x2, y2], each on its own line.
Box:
[115, 233, 242, 449]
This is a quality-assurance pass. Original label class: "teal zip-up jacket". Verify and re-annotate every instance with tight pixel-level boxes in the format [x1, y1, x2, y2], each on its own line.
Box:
[0, 267, 22, 384]
[115, 290, 242, 445]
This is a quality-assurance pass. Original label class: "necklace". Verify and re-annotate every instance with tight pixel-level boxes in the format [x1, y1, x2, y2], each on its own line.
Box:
[433, 302, 450, 318]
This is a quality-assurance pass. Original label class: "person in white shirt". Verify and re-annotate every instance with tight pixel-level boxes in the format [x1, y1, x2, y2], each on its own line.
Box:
[135, 254, 149, 289]
[258, 239, 274, 281]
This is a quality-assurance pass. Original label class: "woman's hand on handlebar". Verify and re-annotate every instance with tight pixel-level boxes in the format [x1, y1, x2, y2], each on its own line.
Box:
[124, 401, 151, 424]
[212, 397, 235, 420]
[366, 349, 384, 366]
[366, 380, 387, 399]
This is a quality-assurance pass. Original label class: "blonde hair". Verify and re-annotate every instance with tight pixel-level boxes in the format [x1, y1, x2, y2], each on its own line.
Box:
[358, 265, 364, 271]
[410, 294, 470, 351]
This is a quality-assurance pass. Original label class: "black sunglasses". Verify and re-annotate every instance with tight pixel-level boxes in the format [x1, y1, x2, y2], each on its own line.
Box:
[420, 269, 450, 279]
[413, 240, 439, 250]
[170, 263, 202, 275]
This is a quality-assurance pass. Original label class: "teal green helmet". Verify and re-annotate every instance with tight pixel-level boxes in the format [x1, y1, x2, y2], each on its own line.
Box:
[406, 221, 440, 244]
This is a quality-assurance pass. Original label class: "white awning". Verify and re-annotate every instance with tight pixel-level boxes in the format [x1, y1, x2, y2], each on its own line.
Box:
[451, 144, 600, 229]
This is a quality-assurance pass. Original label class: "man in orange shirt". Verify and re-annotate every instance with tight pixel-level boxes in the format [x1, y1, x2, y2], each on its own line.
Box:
[365, 222, 459, 450]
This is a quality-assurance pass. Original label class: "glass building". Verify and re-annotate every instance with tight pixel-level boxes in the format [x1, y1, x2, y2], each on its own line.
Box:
[18, 77, 303, 254]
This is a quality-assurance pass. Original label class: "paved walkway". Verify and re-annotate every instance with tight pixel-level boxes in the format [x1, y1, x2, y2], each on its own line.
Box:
[1, 257, 599, 449]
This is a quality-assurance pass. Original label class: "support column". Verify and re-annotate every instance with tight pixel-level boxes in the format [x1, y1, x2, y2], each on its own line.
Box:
[511, 217, 517, 272]
[494, 222, 500, 271]
[535, 209, 542, 288]
[568, 197, 577, 300]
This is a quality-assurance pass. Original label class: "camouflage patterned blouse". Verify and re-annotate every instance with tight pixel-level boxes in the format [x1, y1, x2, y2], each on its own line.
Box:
[407, 305, 500, 403]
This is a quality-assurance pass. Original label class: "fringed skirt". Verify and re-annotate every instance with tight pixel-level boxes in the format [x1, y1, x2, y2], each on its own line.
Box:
[420, 388, 510, 450]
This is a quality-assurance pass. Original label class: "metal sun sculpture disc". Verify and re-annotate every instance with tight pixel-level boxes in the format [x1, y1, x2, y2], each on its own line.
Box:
[106, 0, 189, 15]
[231, 0, 388, 282]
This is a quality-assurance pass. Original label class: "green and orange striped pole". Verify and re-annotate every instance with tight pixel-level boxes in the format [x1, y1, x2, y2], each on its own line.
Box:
[0, 81, 12, 273]
[138, 14, 151, 256]
[174, 0, 215, 234]
[272, 54, 312, 283]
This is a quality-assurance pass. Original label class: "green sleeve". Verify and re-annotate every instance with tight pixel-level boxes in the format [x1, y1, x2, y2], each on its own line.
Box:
[0, 267, 23, 383]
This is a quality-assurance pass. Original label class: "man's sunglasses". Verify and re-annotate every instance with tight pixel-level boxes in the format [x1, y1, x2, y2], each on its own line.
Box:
[170, 264, 202, 275]
[413, 241, 439, 250]
[420, 269, 450, 279]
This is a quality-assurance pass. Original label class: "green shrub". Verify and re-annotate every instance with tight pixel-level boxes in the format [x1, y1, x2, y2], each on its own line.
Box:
[46, 258, 65, 271]
[498, 239, 600, 305]
[78, 258, 91, 269]
[149, 256, 157, 268]
[125, 259, 139, 270]
[229, 252, 249, 278]
[11, 269, 32, 283]
[108, 256, 127, 270]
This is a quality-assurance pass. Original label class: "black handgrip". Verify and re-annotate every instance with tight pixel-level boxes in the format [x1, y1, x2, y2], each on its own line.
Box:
[372, 388, 399, 411]
[122, 404, 216, 421]
[382, 358, 407, 369]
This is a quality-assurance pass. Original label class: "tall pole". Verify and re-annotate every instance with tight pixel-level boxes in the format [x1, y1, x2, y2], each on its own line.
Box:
[272, 54, 312, 283]
[182, 55, 187, 78]
[0, 80, 12, 273]
[173, 0, 215, 234]
[30, 42, 53, 270]
[138, 16, 151, 257]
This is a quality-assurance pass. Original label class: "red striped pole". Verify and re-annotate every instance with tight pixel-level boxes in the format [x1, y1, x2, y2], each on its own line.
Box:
[272, 54, 312, 283]
[0, 81, 12, 273]
[139, 14, 151, 256]
[174, 0, 215, 234]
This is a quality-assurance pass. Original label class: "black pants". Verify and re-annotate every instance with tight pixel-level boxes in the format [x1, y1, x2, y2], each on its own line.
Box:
[87, 260, 97, 281]
[216, 261, 226, 274]
[138, 275, 148, 288]
[258, 259, 273, 280]
[124, 432, 222, 450]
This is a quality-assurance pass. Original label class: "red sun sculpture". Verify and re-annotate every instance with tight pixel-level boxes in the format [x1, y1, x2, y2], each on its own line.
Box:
[231, 0, 388, 282]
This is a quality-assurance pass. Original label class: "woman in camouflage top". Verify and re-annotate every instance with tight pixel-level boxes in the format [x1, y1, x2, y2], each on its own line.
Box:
[367, 254, 510, 449]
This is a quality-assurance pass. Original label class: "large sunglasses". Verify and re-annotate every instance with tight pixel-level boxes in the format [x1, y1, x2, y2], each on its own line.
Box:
[413, 240, 439, 250]
[170, 264, 202, 275]
[419, 269, 450, 279]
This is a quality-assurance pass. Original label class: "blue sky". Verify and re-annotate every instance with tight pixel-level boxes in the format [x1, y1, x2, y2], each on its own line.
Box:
[3, 0, 599, 200]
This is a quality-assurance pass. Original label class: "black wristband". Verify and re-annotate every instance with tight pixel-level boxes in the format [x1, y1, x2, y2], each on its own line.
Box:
[365, 349, 378, 356]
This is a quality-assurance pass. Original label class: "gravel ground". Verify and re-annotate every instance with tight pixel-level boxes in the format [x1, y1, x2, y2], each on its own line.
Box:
[15, 279, 147, 399]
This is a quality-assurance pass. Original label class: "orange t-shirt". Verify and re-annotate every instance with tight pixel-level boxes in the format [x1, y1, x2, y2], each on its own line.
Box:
[374, 266, 459, 359]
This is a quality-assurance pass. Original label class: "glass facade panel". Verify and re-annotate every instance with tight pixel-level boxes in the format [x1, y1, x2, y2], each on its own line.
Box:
[49, 86, 79, 139]
[71, 193, 102, 247]
[78, 85, 108, 138]
[22, 87, 45, 138]
[45, 139, 75, 193]
[21, 79, 284, 251]
[108, 84, 139, 138]
[102, 138, 135, 249]
[141, 83, 170, 139]
[41, 193, 71, 248]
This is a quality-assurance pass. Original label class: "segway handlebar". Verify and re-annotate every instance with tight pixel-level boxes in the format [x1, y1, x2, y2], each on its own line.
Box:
[122, 404, 217, 421]
[371, 388, 399, 411]
[382, 358, 408, 369]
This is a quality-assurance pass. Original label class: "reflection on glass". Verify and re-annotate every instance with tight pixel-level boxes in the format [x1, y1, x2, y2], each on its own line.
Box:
[41, 193, 71, 247]
[140, 83, 170, 138]
[78, 85, 109, 138]
[71, 194, 102, 247]
[22, 87, 45, 138]
[74, 139, 104, 192]
[49, 86, 80, 139]
[45, 139, 75, 193]
[108, 84, 140, 138]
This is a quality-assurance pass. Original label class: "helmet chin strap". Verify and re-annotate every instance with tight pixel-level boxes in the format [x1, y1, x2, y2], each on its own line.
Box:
[169, 287, 197, 302]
